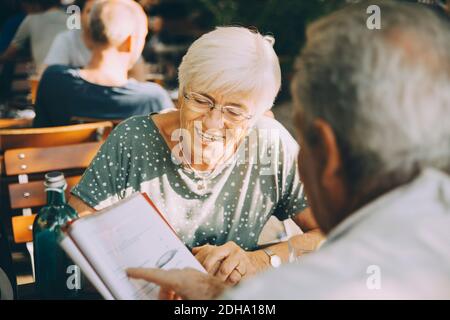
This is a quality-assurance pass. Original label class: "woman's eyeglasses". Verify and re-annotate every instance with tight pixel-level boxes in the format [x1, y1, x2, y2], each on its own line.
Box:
[183, 92, 252, 123]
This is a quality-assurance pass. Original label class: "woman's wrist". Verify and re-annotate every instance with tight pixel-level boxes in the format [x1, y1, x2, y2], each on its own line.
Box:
[248, 250, 272, 273]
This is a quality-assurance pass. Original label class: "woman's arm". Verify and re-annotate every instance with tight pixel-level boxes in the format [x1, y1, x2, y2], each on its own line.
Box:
[68, 195, 96, 217]
[252, 208, 324, 265]
[192, 208, 325, 285]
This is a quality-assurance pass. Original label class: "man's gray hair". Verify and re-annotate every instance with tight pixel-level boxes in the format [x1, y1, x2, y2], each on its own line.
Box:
[293, 0, 450, 194]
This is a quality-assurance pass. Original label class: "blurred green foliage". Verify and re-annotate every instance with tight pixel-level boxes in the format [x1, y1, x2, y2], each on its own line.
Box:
[193, 0, 345, 55]
[185, 0, 347, 98]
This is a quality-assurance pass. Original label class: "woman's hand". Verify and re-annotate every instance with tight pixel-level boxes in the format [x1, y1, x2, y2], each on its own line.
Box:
[192, 241, 268, 285]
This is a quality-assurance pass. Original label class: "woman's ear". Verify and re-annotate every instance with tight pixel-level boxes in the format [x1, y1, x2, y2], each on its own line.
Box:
[312, 118, 344, 191]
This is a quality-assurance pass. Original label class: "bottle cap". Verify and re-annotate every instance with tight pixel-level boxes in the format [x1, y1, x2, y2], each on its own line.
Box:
[44, 171, 66, 189]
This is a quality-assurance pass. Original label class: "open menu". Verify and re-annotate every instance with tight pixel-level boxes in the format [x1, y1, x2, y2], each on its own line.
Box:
[59, 193, 205, 300]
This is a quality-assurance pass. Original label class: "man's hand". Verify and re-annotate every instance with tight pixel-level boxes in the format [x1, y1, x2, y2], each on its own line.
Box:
[126, 268, 228, 300]
[192, 241, 267, 285]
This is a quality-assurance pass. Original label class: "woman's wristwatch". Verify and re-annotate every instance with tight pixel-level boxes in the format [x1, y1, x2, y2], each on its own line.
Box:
[263, 248, 282, 268]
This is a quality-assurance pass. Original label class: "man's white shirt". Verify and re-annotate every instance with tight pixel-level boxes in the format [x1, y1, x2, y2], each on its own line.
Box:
[225, 168, 450, 299]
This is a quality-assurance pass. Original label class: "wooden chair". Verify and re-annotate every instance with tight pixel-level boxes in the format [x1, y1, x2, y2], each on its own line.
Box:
[0, 121, 113, 152]
[0, 118, 33, 129]
[0, 122, 112, 281]
[4, 141, 103, 279]
[0, 121, 112, 175]
[0, 58, 31, 104]
[70, 116, 124, 127]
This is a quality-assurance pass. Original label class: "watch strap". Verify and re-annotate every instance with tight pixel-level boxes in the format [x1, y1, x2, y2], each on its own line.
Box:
[263, 248, 275, 258]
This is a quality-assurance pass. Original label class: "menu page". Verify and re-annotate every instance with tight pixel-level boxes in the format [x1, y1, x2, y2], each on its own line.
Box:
[68, 193, 205, 300]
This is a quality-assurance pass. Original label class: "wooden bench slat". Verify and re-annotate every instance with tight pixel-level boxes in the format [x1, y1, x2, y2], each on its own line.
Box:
[12, 214, 36, 244]
[8, 176, 82, 209]
[0, 121, 112, 152]
[0, 118, 33, 129]
[4, 141, 102, 176]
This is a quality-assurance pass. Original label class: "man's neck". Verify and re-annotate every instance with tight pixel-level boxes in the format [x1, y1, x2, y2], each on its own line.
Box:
[80, 49, 129, 87]
[330, 169, 421, 233]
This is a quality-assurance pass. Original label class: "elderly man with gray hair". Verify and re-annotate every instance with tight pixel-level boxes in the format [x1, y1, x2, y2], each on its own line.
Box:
[127, 1, 450, 299]
[33, 0, 173, 128]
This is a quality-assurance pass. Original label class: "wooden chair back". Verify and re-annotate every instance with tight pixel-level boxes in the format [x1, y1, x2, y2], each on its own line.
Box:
[0, 121, 113, 152]
[5, 142, 102, 244]
[0, 122, 110, 280]
[0, 118, 33, 129]
[70, 116, 124, 127]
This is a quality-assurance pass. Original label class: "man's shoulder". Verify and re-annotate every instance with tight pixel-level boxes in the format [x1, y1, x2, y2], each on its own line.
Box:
[40, 65, 80, 90]
[53, 29, 76, 43]
[42, 9, 67, 21]
[42, 65, 78, 78]
[124, 81, 173, 109]
[125, 80, 167, 97]
[29, 9, 66, 24]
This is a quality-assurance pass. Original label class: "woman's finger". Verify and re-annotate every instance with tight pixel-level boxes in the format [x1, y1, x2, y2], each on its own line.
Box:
[235, 261, 247, 277]
[194, 247, 214, 268]
[215, 253, 240, 281]
[207, 260, 222, 275]
[197, 251, 222, 274]
[226, 269, 242, 286]
[202, 245, 234, 273]
[192, 244, 210, 254]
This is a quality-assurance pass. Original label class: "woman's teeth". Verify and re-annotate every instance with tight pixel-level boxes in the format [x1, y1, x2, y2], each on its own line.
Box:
[196, 127, 224, 142]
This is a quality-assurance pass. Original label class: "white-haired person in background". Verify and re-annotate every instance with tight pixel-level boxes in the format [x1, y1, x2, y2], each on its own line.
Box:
[126, 1, 450, 299]
[33, 0, 174, 127]
[42, 0, 148, 81]
[69, 26, 324, 286]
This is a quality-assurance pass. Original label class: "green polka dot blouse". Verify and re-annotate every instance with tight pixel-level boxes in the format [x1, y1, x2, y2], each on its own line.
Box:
[71, 115, 307, 250]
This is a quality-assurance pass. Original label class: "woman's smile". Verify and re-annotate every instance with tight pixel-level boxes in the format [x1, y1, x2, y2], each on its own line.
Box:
[194, 125, 225, 144]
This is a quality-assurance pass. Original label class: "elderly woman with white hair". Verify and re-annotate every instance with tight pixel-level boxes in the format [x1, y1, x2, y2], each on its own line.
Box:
[69, 26, 323, 285]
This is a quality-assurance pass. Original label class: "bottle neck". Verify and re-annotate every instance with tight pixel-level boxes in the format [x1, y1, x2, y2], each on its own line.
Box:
[46, 188, 66, 206]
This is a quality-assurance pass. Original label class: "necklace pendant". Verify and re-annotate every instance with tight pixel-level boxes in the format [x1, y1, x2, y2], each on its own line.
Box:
[197, 180, 206, 190]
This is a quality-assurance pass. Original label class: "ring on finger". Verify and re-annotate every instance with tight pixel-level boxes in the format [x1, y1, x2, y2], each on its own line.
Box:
[235, 264, 246, 277]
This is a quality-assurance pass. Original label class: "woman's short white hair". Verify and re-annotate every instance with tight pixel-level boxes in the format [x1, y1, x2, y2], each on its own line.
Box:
[178, 27, 281, 115]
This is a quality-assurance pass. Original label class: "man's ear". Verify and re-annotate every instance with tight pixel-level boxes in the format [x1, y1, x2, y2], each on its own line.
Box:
[313, 118, 343, 189]
[118, 35, 132, 53]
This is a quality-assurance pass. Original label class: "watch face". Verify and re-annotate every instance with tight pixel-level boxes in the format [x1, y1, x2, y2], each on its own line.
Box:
[270, 255, 282, 268]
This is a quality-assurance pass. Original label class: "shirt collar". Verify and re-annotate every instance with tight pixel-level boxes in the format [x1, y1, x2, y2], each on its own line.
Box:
[321, 168, 450, 247]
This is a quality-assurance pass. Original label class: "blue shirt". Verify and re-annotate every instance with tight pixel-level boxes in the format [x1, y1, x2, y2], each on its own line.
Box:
[33, 65, 174, 127]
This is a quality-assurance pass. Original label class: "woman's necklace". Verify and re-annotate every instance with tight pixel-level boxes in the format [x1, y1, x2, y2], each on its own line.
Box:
[178, 110, 245, 190]
[178, 112, 223, 190]
[179, 142, 215, 190]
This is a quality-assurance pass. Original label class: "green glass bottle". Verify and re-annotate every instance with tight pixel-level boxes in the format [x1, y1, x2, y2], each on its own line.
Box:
[33, 172, 80, 299]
